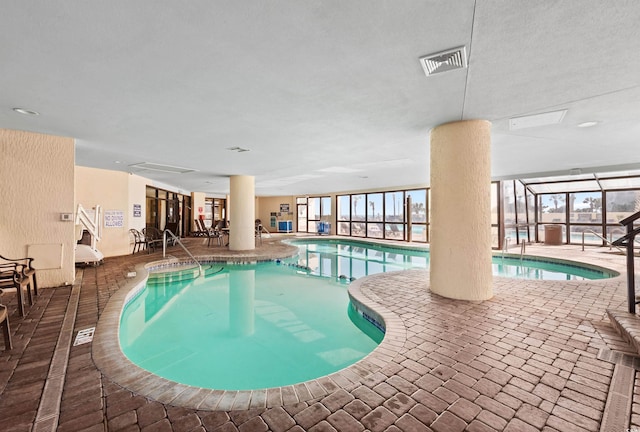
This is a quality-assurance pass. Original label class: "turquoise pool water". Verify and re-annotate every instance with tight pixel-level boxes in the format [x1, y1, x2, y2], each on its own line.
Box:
[287, 239, 616, 281]
[120, 264, 382, 391]
[119, 238, 616, 391]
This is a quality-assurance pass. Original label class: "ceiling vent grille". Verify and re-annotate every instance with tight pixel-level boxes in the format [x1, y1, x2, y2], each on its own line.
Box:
[419, 46, 467, 76]
[226, 146, 250, 153]
[128, 162, 196, 174]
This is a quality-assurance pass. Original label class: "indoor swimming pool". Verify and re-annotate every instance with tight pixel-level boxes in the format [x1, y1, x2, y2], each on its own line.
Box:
[119, 238, 616, 392]
[287, 238, 618, 281]
[119, 263, 382, 391]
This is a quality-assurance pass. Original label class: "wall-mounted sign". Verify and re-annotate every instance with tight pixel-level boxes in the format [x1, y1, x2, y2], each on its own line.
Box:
[104, 210, 124, 228]
[280, 203, 290, 213]
[133, 204, 141, 217]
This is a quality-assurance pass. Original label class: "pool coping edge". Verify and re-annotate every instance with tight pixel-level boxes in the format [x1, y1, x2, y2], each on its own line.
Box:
[92, 259, 406, 411]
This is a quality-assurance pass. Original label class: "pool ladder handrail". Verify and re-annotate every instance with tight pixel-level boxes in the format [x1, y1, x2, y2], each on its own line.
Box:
[501, 237, 526, 261]
[163, 229, 203, 277]
[581, 229, 626, 254]
[501, 237, 510, 260]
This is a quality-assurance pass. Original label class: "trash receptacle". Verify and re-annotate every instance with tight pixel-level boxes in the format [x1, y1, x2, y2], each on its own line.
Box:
[544, 224, 562, 245]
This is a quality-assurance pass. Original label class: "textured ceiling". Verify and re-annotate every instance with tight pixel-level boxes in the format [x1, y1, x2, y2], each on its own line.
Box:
[2, 1, 639, 196]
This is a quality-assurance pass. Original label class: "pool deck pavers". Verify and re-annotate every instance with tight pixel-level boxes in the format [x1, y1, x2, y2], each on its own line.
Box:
[1, 235, 640, 431]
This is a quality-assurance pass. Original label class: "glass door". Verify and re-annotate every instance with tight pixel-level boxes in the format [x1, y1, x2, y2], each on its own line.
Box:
[297, 202, 308, 232]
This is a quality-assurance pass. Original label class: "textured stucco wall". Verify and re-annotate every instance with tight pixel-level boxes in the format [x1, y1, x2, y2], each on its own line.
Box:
[128, 174, 147, 233]
[0, 129, 76, 287]
[430, 120, 493, 301]
[256, 196, 295, 232]
[229, 175, 255, 250]
[75, 166, 134, 257]
[191, 192, 206, 234]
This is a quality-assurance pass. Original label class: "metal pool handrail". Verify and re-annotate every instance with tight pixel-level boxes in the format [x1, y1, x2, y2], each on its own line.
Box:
[163, 229, 203, 277]
[581, 229, 625, 253]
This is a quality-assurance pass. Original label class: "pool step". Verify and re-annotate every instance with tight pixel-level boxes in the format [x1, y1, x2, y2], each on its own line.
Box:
[147, 265, 223, 285]
[607, 309, 640, 356]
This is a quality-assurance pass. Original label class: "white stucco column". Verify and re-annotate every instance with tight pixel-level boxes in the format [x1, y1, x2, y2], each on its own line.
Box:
[229, 175, 255, 251]
[430, 120, 493, 300]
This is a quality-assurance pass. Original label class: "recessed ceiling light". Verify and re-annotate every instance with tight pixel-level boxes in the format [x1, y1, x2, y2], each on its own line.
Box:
[12, 107, 40, 116]
[577, 121, 598, 128]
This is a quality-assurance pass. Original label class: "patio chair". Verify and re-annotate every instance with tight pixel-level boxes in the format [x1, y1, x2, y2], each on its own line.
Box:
[142, 227, 164, 253]
[0, 263, 32, 317]
[0, 254, 38, 297]
[164, 222, 179, 246]
[203, 220, 224, 247]
[255, 220, 263, 246]
[192, 219, 207, 237]
[165, 221, 179, 237]
[0, 302, 11, 350]
[129, 229, 147, 254]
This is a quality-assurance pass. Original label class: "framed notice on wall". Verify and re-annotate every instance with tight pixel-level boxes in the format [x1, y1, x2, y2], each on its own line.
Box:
[280, 203, 289, 213]
[133, 204, 141, 217]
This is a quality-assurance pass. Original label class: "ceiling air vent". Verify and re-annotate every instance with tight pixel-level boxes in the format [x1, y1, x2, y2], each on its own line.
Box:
[419, 46, 467, 77]
[128, 162, 196, 174]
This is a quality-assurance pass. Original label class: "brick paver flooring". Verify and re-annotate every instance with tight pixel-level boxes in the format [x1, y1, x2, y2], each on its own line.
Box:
[1, 237, 638, 431]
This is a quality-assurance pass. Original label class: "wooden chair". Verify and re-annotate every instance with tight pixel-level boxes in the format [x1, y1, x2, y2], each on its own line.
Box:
[0, 302, 12, 350]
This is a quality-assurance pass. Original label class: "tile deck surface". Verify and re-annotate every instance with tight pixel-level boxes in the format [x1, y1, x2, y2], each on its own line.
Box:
[1, 235, 640, 431]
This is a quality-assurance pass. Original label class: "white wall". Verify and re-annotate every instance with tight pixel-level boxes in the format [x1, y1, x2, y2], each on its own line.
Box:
[128, 174, 147, 232]
[75, 166, 148, 257]
[256, 196, 296, 232]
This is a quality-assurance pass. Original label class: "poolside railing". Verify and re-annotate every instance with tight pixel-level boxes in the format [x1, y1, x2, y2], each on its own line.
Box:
[612, 210, 640, 314]
[581, 229, 625, 254]
[162, 229, 203, 277]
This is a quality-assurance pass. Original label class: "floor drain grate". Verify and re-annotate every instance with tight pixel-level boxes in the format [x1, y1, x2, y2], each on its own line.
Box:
[73, 327, 95, 346]
[597, 348, 640, 370]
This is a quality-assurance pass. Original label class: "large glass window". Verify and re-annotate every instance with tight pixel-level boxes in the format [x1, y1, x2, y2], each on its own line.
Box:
[605, 190, 640, 242]
[297, 196, 331, 233]
[503, 181, 516, 227]
[515, 181, 527, 225]
[337, 195, 350, 221]
[336, 189, 429, 242]
[351, 194, 366, 222]
[606, 190, 640, 224]
[145, 186, 191, 237]
[385, 192, 404, 223]
[538, 194, 566, 223]
[367, 193, 383, 222]
[491, 183, 499, 248]
[308, 197, 321, 220]
[569, 192, 602, 224]
[407, 190, 427, 223]
[321, 197, 332, 218]
[407, 189, 427, 242]
[571, 225, 602, 245]
[502, 181, 517, 247]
